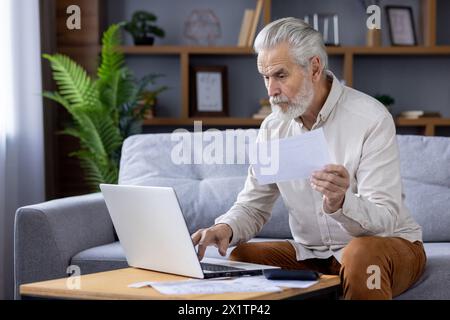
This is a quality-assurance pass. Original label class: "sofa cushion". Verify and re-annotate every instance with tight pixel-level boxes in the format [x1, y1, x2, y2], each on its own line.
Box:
[119, 131, 255, 181]
[397, 135, 450, 242]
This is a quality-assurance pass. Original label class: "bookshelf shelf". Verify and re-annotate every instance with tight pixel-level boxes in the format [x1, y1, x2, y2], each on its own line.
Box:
[143, 117, 263, 126]
[114, 45, 450, 56]
[142, 117, 450, 136]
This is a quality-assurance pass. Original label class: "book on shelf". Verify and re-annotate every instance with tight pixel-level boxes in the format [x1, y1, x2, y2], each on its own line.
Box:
[237, 9, 254, 47]
[398, 110, 442, 119]
[246, 0, 264, 46]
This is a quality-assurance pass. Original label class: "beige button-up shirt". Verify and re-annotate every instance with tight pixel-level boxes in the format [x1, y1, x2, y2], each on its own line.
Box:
[215, 72, 422, 262]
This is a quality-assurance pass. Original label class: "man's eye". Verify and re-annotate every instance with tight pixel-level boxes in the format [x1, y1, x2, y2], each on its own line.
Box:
[278, 74, 286, 79]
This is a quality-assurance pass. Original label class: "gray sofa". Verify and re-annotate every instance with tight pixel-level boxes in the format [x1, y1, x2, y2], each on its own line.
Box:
[15, 131, 450, 299]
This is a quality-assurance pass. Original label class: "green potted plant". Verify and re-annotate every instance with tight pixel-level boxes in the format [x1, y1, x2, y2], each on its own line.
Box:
[43, 23, 167, 191]
[137, 87, 167, 118]
[124, 11, 165, 45]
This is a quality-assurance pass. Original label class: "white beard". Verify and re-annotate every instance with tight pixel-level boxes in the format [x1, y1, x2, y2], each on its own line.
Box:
[270, 80, 314, 122]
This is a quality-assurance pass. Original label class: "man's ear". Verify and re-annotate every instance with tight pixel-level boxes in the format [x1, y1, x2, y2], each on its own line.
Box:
[310, 56, 323, 82]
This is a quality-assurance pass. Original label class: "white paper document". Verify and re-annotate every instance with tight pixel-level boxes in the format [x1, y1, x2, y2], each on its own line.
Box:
[129, 276, 318, 295]
[254, 128, 331, 185]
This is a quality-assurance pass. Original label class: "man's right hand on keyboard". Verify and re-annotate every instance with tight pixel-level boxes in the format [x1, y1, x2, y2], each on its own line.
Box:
[191, 223, 233, 260]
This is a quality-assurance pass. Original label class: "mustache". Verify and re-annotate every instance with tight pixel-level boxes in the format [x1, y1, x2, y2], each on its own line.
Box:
[270, 95, 290, 105]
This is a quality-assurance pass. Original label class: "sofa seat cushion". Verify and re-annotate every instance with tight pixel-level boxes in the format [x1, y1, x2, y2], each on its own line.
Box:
[395, 243, 450, 300]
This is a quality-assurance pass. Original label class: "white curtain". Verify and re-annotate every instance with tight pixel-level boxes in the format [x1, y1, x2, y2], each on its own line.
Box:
[0, 0, 45, 299]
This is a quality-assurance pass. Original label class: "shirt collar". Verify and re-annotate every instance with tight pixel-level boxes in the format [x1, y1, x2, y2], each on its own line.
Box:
[318, 71, 343, 124]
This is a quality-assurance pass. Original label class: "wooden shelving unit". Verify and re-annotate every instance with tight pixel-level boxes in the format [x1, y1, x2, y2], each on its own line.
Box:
[394, 117, 450, 136]
[143, 116, 450, 134]
[54, 0, 450, 131]
[117, 45, 450, 56]
[114, 0, 449, 128]
[143, 117, 263, 126]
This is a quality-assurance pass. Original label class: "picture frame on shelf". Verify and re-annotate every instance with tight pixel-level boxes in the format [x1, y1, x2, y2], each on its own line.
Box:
[190, 66, 228, 117]
[385, 6, 417, 46]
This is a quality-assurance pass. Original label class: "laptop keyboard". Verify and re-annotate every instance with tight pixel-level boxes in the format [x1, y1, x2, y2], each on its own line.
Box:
[200, 262, 244, 272]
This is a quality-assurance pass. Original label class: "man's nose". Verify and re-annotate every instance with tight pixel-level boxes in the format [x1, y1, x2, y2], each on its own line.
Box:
[267, 79, 281, 97]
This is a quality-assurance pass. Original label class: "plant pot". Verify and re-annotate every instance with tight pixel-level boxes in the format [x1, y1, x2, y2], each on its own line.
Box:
[133, 36, 155, 46]
[144, 108, 155, 119]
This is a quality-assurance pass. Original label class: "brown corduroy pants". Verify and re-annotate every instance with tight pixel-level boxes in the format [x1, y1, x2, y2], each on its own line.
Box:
[229, 236, 426, 299]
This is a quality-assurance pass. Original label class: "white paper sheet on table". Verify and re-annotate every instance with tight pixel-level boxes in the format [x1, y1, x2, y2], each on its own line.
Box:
[128, 276, 318, 295]
[253, 127, 331, 185]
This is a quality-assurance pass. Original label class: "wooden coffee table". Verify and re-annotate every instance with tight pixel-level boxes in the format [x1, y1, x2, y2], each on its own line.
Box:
[20, 267, 341, 300]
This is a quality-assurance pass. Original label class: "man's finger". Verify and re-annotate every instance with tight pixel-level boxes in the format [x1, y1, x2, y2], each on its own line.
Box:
[311, 184, 333, 198]
[218, 238, 229, 256]
[191, 230, 202, 246]
[323, 164, 349, 178]
[311, 172, 347, 188]
[311, 178, 341, 193]
[197, 238, 209, 261]
[196, 231, 214, 261]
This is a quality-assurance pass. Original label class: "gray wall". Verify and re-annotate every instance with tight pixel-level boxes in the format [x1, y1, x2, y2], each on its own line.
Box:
[106, 0, 450, 122]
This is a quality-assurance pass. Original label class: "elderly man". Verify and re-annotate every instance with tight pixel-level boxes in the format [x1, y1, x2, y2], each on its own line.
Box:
[191, 17, 425, 300]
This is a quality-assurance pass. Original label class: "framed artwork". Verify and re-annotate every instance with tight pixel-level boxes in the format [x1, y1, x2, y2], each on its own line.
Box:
[385, 6, 417, 46]
[190, 66, 228, 117]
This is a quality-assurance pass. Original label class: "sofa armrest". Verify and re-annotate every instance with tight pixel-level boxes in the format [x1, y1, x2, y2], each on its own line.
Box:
[14, 192, 115, 298]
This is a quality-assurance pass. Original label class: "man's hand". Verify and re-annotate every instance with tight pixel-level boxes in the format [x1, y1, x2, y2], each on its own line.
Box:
[310, 164, 350, 213]
[191, 223, 233, 261]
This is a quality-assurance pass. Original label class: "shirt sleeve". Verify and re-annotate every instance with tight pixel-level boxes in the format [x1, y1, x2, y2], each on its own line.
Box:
[215, 122, 280, 246]
[215, 165, 280, 246]
[326, 113, 401, 236]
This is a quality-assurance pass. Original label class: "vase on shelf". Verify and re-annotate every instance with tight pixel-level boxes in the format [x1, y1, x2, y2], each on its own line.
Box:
[366, 28, 381, 47]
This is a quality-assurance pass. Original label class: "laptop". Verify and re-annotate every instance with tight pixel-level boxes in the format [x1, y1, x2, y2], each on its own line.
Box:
[99, 184, 280, 279]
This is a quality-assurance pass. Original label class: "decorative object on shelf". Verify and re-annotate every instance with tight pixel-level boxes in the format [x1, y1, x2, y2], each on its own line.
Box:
[124, 10, 165, 45]
[137, 84, 168, 119]
[253, 98, 272, 119]
[360, 0, 382, 47]
[304, 13, 339, 46]
[386, 6, 417, 46]
[398, 110, 442, 119]
[190, 66, 228, 117]
[374, 94, 395, 112]
[43, 23, 167, 191]
[366, 28, 382, 47]
[184, 9, 221, 46]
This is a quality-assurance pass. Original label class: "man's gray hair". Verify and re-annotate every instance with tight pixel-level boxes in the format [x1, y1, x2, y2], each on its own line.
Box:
[254, 17, 328, 71]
